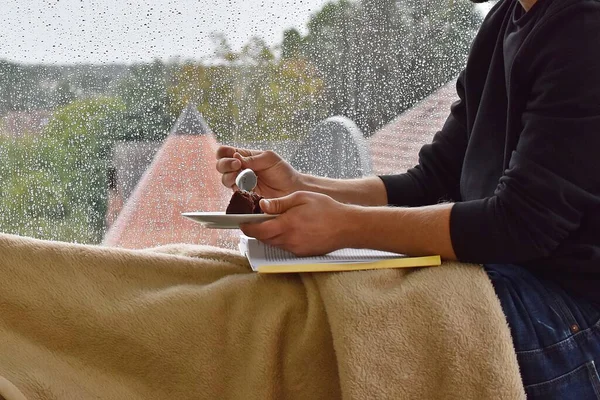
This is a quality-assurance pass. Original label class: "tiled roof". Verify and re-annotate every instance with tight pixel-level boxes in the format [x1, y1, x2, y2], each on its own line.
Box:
[369, 79, 458, 175]
[170, 102, 212, 136]
[103, 107, 237, 250]
[112, 141, 162, 201]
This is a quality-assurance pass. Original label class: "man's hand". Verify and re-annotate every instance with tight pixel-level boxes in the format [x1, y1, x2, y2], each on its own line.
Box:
[216, 146, 303, 198]
[240, 191, 355, 257]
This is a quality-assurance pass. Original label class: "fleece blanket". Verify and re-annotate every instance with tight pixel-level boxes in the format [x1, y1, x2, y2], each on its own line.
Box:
[0, 233, 525, 400]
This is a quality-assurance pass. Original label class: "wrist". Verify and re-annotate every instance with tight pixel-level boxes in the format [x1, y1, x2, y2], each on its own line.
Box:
[337, 204, 371, 249]
[297, 173, 316, 193]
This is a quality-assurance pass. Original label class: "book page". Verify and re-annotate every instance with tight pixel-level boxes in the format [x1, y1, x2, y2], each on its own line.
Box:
[239, 235, 407, 271]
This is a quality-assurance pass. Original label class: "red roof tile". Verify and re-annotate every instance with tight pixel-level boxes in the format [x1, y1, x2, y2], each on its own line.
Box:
[103, 126, 237, 250]
[369, 79, 458, 175]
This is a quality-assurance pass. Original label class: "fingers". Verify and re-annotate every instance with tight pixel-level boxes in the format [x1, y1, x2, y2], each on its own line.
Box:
[216, 146, 269, 189]
[260, 192, 309, 215]
[260, 235, 286, 248]
[217, 157, 243, 188]
[234, 150, 280, 172]
[216, 157, 242, 174]
[221, 172, 239, 189]
[240, 219, 284, 242]
[216, 145, 261, 160]
[216, 145, 236, 160]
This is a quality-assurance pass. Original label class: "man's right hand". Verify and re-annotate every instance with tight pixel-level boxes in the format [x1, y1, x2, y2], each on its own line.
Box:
[215, 146, 303, 199]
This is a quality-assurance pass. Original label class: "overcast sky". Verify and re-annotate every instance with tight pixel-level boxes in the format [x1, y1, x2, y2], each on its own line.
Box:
[1, 0, 493, 65]
[1, 0, 329, 65]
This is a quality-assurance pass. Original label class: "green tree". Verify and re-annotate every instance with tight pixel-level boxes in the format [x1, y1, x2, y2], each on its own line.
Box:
[117, 60, 177, 141]
[169, 36, 324, 142]
[0, 97, 126, 243]
[297, 0, 481, 135]
[302, 0, 358, 126]
[281, 28, 303, 60]
[0, 60, 50, 115]
[54, 80, 76, 106]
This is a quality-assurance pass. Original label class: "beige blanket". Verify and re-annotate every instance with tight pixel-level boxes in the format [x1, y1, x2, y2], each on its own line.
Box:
[0, 233, 525, 399]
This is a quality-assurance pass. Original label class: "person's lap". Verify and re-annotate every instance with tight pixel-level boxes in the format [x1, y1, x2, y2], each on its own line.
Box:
[485, 264, 600, 399]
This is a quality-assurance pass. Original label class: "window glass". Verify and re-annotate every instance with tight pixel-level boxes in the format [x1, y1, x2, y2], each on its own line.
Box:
[0, 0, 490, 248]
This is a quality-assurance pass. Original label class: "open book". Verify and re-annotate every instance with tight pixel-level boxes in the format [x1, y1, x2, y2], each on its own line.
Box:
[239, 235, 441, 274]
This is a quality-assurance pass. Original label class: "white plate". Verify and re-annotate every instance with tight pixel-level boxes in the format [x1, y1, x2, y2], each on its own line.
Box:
[181, 211, 278, 229]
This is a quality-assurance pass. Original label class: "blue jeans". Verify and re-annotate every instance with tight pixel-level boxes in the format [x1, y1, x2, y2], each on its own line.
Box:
[485, 264, 600, 399]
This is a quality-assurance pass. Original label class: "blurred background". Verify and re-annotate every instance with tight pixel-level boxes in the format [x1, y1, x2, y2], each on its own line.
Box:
[0, 0, 493, 248]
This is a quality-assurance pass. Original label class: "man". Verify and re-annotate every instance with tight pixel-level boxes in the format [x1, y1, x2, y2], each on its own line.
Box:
[216, 0, 600, 397]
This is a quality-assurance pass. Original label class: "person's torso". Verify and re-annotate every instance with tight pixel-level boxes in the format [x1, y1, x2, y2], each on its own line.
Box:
[459, 0, 600, 303]
[461, 0, 552, 199]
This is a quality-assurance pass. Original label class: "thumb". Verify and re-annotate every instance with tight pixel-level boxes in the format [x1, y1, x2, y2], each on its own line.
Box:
[260, 194, 301, 215]
[234, 150, 277, 172]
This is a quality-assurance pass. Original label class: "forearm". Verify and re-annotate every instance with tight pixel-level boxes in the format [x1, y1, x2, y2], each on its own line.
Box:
[342, 203, 457, 260]
[299, 174, 388, 207]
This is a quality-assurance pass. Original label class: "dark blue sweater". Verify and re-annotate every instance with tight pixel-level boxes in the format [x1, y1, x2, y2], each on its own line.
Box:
[380, 0, 600, 304]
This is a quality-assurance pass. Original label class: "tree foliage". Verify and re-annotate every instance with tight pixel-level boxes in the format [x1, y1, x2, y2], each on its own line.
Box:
[0, 61, 46, 114]
[117, 61, 177, 142]
[296, 0, 481, 134]
[0, 97, 125, 243]
[169, 37, 324, 142]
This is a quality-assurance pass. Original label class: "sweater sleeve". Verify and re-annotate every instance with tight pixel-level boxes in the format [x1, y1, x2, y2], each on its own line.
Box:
[451, 3, 600, 263]
[379, 71, 468, 207]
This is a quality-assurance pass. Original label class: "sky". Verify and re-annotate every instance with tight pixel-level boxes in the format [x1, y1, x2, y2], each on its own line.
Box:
[0, 0, 329, 65]
[1, 0, 494, 65]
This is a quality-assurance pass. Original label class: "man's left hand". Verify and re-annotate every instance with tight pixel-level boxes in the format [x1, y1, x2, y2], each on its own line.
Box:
[240, 191, 355, 257]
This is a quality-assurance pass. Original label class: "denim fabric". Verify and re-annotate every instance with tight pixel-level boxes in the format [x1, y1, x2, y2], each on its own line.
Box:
[485, 264, 600, 400]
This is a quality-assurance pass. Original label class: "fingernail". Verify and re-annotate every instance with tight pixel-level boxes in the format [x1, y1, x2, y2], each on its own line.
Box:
[261, 199, 270, 209]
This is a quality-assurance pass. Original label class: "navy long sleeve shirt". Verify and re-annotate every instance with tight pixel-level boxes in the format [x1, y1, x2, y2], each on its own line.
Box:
[380, 0, 600, 304]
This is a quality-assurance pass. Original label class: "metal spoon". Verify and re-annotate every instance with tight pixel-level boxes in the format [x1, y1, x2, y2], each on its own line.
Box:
[235, 168, 258, 192]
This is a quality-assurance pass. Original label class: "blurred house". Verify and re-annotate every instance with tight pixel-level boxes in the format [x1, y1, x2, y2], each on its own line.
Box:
[369, 79, 457, 175]
[292, 116, 372, 179]
[106, 141, 162, 227]
[103, 103, 236, 249]
[0, 110, 52, 138]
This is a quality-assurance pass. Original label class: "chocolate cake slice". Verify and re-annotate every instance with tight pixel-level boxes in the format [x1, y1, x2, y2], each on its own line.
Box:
[226, 190, 264, 214]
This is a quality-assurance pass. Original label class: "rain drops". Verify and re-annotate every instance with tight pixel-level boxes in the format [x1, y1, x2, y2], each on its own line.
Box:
[0, 0, 483, 245]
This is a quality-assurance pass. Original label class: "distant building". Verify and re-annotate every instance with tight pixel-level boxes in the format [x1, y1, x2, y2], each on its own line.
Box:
[103, 103, 236, 249]
[0, 110, 53, 138]
[292, 116, 372, 179]
[106, 141, 162, 226]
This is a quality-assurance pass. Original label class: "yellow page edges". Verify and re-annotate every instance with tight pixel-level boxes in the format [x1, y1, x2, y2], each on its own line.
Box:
[257, 255, 442, 274]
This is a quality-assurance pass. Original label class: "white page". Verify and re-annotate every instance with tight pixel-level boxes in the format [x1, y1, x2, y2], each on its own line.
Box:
[239, 235, 406, 271]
